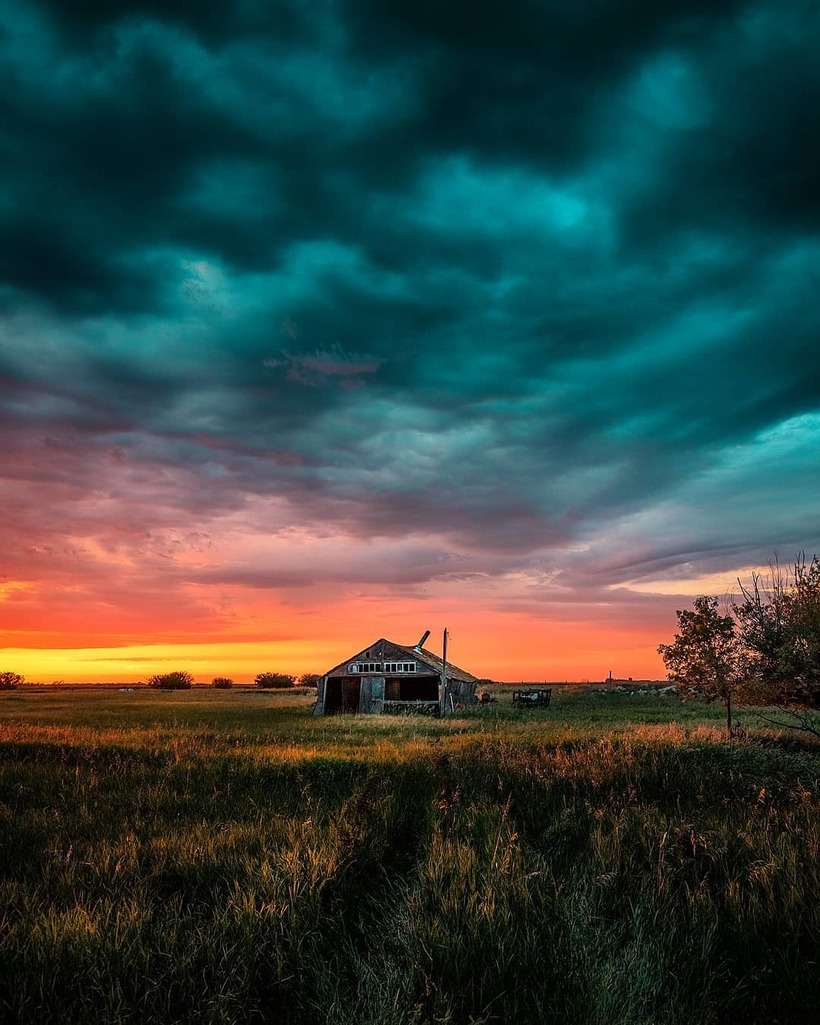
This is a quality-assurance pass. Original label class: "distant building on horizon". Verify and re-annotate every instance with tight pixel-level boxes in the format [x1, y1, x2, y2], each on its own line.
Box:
[315, 632, 477, 715]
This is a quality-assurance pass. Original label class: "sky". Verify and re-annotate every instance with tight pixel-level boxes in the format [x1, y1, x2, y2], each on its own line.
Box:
[2, 1, 820, 683]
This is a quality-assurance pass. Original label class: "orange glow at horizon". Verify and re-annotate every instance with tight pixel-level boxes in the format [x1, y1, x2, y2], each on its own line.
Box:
[2, 602, 670, 684]
[2, 525, 738, 683]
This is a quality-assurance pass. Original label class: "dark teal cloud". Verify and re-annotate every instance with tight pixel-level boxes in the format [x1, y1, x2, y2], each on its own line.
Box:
[1, 0, 820, 602]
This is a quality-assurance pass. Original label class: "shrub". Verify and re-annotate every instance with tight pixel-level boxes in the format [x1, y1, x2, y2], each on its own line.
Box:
[299, 673, 322, 689]
[147, 671, 194, 690]
[255, 672, 295, 689]
[212, 677, 234, 689]
[0, 671, 23, 691]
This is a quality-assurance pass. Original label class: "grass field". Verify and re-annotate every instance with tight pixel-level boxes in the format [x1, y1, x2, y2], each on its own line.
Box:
[1, 686, 818, 1024]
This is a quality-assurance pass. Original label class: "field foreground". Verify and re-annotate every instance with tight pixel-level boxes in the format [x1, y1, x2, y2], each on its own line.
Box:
[1, 687, 818, 1024]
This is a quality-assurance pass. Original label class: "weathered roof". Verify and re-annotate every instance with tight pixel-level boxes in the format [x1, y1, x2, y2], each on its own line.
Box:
[392, 643, 477, 684]
[323, 637, 477, 683]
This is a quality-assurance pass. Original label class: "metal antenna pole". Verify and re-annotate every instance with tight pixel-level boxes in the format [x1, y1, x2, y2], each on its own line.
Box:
[440, 626, 448, 716]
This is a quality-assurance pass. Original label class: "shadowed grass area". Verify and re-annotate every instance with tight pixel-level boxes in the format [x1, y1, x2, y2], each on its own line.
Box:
[1, 687, 818, 1023]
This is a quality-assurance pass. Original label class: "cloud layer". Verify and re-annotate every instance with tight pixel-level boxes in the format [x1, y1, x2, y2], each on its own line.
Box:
[2, 0, 820, 677]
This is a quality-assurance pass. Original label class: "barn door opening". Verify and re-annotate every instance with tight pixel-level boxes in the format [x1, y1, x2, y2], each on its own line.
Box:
[325, 677, 363, 714]
[341, 677, 361, 713]
[324, 678, 342, 714]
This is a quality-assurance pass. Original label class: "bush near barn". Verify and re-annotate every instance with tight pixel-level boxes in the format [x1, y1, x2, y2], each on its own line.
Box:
[255, 671, 295, 689]
[147, 670, 194, 690]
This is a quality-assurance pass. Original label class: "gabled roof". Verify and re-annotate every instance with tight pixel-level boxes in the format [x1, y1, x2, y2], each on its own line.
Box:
[323, 637, 477, 683]
[391, 643, 477, 684]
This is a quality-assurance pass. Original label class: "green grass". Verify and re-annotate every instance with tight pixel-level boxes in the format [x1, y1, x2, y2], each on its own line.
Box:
[1, 687, 818, 1024]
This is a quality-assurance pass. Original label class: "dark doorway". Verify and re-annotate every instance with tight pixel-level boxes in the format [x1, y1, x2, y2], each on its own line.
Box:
[342, 678, 361, 713]
[324, 677, 343, 714]
[324, 677, 361, 714]
[385, 676, 439, 701]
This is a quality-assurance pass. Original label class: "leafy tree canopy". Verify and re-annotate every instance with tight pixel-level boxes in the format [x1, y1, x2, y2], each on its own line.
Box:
[255, 672, 295, 689]
[147, 671, 194, 690]
[735, 554, 820, 707]
[658, 595, 740, 734]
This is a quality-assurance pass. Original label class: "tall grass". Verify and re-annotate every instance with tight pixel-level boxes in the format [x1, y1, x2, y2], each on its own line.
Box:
[0, 688, 818, 1023]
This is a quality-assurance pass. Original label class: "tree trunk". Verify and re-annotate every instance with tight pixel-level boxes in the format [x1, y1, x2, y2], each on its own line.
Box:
[725, 690, 732, 736]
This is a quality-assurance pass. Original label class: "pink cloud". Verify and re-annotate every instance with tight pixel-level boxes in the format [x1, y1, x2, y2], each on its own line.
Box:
[265, 346, 384, 387]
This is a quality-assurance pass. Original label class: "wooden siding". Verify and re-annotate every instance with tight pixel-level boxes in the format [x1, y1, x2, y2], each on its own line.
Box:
[316, 636, 478, 715]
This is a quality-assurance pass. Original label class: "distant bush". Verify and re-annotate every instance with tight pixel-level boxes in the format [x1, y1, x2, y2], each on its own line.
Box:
[255, 672, 295, 689]
[299, 673, 322, 689]
[0, 671, 23, 691]
[147, 671, 194, 691]
[212, 676, 234, 689]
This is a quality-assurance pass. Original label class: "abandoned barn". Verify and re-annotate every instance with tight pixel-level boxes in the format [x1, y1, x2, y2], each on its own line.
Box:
[315, 632, 478, 715]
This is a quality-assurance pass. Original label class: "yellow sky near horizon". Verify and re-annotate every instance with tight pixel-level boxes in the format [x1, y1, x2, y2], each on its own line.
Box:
[2, 610, 670, 684]
[0, 640, 343, 684]
[3, 554, 754, 684]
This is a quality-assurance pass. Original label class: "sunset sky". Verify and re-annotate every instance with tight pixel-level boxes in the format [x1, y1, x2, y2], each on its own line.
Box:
[2, 1, 820, 682]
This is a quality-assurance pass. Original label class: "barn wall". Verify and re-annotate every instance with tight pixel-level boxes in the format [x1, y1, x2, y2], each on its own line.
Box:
[371, 677, 385, 713]
[314, 678, 326, 715]
[444, 678, 478, 708]
[358, 676, 385, 713]
[318, 636, 478, 714]
[318, 673, 474, 714]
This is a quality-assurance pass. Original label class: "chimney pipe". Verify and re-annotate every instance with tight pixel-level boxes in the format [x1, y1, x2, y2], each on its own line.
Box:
[415, 629, 430, 651]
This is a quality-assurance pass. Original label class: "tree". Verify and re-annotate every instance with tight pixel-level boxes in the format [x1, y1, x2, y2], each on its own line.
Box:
[212, 677, 234, 689]
[733, 554, 820, 736]
[255, 672, 295, 689]
[787, 554, 820, 704]
[735, 554, 820, 708]
[733, 556, 793, 698]
[658, 596, 741, 736]
[0, 671, 24, 690]
[298, 673, 321, 690]
[147, 671, 194, 690]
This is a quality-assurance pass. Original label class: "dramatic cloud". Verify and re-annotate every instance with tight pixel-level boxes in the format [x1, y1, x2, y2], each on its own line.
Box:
[2, 0, 819, 679]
